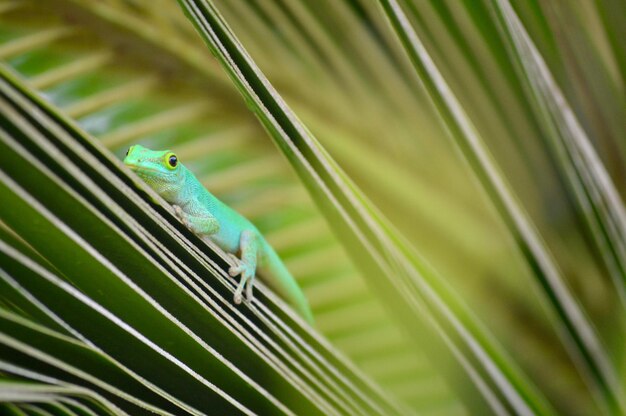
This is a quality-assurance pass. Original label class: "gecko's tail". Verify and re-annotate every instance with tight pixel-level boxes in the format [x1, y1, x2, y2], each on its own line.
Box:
[259, 241, 314, 325]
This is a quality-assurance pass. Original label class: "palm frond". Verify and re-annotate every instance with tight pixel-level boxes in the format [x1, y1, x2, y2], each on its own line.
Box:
[0, 0, 624, 414]
[0, 60, 407, 414]
[375, 0, 625, 412]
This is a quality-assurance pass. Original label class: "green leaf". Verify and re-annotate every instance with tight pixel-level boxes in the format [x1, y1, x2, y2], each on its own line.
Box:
[374, 0, 624, 412]
[175, 0, 559, 413]
[0, 61, 404, 415]
[1, 0, 623, 414]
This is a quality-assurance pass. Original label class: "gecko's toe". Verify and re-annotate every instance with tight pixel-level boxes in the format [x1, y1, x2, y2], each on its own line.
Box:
[245, 278, 255, 302]
[233, 291, 243, 304]
[173, 205, 190, 227]
[234, 269, 255, 305]
[234, 276, 246, 304]
[229, 265, 243, 277]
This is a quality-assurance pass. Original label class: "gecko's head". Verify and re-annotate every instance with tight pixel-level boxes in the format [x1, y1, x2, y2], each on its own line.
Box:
[123, 145, 184, 196]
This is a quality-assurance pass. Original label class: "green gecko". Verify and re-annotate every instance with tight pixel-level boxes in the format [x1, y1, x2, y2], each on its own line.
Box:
[124, 145, 313, 324]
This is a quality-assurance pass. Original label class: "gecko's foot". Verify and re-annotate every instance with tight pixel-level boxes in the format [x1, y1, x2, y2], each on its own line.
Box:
[226, 253, 240, 265]
[173, 205, 190, 228]
[229, 264, 255, 304]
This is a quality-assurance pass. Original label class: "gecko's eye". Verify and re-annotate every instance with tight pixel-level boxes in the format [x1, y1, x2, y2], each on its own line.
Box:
[166, 153, 178, 169]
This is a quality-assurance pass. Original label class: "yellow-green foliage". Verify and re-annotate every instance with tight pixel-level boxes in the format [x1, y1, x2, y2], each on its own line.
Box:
[0, 0, 624, 414]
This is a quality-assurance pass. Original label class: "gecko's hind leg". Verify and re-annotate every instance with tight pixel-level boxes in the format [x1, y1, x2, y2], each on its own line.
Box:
[229, 230, 258, 304]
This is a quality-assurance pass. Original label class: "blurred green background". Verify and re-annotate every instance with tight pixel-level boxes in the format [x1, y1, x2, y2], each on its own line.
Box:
[0, 0, 624, 414]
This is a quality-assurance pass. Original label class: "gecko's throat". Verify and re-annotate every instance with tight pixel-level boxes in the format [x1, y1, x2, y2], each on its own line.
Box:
[126, 164, 179, 198]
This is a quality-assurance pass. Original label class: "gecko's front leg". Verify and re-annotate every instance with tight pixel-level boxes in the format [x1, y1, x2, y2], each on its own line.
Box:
[173, 204, 220, 236]
[229, 230, 258, 304]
